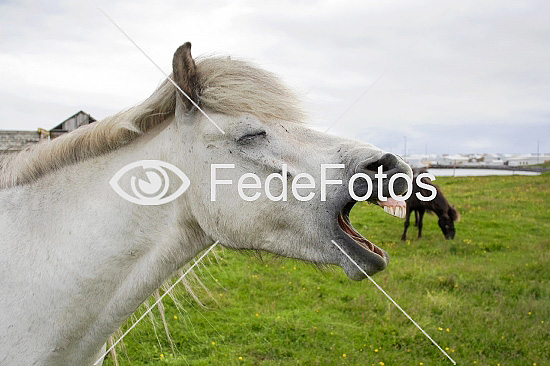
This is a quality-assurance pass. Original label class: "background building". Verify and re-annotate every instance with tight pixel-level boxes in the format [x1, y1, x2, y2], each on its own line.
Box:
[0, 111, 95, 155]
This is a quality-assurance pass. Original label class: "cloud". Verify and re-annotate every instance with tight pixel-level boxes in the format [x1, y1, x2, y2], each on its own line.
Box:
[0, 0, 548, 154]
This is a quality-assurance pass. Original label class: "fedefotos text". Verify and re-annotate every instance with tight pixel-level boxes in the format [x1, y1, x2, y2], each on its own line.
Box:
[210, 164, 437, 202]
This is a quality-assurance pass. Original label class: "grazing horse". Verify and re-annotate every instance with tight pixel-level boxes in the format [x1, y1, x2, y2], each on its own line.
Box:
[0, 42, 411, 365]
[401, 168, 459, 240]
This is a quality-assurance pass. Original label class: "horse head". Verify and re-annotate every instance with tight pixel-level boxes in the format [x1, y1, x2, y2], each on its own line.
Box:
[171, 43, 412, 280]
[438, 205, 460, 239]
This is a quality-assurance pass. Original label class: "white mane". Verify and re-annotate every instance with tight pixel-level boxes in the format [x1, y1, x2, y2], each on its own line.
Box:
[0, 56, 304, 189]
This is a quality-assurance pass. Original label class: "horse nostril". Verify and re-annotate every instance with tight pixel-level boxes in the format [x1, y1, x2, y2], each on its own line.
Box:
[363, 153, 401, 173]
[355, 152, 411, 198]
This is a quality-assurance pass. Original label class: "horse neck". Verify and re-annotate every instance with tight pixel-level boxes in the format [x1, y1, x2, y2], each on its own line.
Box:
[428, 193, 448, 216]
[0, 118, 210, 364]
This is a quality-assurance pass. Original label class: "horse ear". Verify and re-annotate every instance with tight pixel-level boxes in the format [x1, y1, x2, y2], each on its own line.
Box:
[172, 42, 199, 111]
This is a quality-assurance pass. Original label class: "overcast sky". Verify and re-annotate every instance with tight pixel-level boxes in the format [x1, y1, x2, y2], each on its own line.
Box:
[1, 0, 548, 155]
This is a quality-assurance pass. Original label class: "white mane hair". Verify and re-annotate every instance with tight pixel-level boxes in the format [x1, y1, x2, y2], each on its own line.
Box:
[0, 56, 304, 189]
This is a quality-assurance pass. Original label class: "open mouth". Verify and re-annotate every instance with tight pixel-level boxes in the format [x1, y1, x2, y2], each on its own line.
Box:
[337, 198, 406, 260]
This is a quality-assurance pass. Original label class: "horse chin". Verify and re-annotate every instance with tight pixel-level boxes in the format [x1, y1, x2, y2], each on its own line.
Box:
[335, 201, 390, 280]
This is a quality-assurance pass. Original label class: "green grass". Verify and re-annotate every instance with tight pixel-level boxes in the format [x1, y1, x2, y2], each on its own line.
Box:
[104, 174, 550, 366]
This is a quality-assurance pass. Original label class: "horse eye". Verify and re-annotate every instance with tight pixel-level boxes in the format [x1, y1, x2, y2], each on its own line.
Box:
[237, 130, 267, 144]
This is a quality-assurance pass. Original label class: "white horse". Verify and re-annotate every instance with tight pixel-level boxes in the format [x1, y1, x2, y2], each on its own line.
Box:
[0, 42, 411, 365]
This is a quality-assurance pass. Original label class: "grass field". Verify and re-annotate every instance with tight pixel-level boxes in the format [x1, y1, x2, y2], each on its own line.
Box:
[104, 173, 550, 366]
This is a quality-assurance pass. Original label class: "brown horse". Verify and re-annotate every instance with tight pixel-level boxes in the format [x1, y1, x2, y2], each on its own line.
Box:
[401, 168, 459, 240]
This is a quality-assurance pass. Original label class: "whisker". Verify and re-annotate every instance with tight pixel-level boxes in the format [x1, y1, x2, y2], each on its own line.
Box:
[331, 239, 456, 365]
[98, 8, 225, 135]
[324, 72, 385, 133]
[93, 241, 219, 365]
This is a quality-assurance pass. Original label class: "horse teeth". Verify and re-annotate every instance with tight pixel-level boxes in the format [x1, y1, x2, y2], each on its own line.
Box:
[383, 205, 406, 219]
